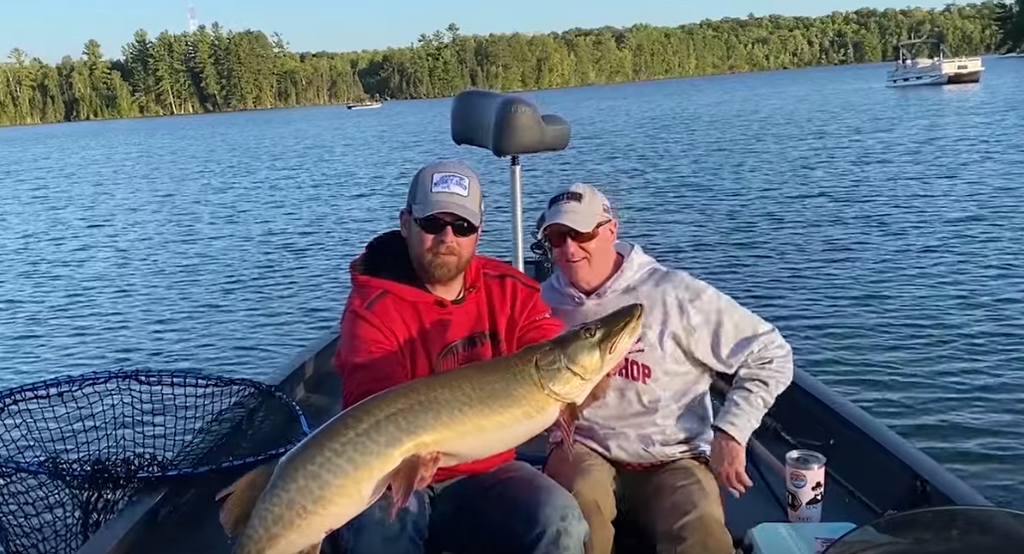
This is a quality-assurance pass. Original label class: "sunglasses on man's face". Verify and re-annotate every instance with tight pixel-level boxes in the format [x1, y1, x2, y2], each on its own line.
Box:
[544, 220, 611, 248]
[414, 215, 479, 238]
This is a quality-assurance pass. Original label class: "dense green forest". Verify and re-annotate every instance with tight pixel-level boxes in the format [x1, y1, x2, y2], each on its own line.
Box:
[1, 1, 1022, 127]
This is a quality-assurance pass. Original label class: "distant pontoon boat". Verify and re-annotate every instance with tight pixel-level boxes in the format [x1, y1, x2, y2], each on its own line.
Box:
[886, 39, 984, 87]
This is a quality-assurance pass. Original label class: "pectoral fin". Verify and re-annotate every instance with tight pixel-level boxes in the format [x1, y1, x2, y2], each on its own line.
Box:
[557, 404, 579, 459]
[386, 451, 443, 520]
[297, 542, 322, 554]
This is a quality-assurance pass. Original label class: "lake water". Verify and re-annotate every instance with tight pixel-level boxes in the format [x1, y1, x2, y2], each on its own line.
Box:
[1, 58, 1022, 508]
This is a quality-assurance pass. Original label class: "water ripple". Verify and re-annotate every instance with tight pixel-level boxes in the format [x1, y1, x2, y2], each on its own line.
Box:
[0, 58, 1022, 508]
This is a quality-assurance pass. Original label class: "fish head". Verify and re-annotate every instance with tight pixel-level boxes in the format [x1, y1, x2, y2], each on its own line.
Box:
[537, 302, 644, 404]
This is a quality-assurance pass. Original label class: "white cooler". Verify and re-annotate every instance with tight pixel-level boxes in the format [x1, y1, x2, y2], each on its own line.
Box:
[744, 521, 856, 554]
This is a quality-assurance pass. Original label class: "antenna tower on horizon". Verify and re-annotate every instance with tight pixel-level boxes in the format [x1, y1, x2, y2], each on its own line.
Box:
[188, 3, 199, 32]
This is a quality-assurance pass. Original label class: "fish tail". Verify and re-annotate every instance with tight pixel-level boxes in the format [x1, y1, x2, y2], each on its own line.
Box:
[215, 460, 279, 537]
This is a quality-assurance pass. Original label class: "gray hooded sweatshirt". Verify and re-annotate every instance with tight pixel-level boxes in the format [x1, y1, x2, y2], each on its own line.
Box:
[541, 241, 794, 464]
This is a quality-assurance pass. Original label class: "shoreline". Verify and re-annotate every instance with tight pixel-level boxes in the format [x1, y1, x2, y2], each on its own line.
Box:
[1, 54, 1006, 131]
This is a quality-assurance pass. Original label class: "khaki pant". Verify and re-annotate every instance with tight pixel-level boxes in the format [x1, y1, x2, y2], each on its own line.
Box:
[545, 442, 734, 554]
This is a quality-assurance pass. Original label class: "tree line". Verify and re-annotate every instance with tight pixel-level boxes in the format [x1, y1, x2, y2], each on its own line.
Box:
[1, 1, 1022, 127]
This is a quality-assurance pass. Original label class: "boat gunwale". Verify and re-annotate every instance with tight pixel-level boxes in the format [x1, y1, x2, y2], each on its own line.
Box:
[782, 369, 992, 508]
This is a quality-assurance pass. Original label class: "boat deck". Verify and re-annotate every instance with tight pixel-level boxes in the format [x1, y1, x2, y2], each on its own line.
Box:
[138, 354, 876, 554]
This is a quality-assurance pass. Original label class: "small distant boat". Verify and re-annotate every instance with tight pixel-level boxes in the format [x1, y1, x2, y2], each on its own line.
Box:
[346, 100, 383, 110]
[886, 39, 984, 87]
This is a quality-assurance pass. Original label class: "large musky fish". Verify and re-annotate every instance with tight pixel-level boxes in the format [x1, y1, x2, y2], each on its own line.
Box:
[216, 302, 644, 554]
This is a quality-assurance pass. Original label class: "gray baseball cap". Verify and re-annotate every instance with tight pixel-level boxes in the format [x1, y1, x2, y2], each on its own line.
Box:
[405, 160, 484, 227]
[538, 183, 614, 234]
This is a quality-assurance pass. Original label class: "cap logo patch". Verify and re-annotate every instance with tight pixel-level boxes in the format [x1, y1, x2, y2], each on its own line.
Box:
[548, 191, 584, 208]
[431, 172, 470, 197]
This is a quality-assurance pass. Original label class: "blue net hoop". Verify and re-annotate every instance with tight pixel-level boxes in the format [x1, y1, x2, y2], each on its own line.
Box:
[0, 368, 310, 554]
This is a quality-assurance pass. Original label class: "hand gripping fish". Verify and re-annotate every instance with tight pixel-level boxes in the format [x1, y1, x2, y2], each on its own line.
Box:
[216, 302, 644, 554]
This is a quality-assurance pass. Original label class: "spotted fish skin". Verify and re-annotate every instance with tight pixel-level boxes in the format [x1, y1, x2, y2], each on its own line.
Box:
[217, 302, 645, 554]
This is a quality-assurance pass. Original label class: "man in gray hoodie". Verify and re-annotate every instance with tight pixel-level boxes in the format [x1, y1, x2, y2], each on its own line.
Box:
[535, 183, 794, 554]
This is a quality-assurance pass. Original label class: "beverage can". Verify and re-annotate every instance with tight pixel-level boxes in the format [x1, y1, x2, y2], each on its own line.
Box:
[785, 449, 826, 523]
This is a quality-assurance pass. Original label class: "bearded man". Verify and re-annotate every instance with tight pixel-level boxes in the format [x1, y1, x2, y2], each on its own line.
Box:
[330, 160, 588, 554]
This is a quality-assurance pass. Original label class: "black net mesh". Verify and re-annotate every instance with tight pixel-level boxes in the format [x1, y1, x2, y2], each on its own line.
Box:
[0, 369, 309, 554]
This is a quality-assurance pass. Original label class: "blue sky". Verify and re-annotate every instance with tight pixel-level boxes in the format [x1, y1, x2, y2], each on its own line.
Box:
[4, 0, 951, 64]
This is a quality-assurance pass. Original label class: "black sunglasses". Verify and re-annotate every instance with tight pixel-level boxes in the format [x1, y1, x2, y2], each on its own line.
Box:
[414, 215, 479, 238]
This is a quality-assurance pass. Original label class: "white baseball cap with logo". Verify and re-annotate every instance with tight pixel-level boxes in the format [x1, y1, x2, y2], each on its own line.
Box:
[537, 182, 614, 235]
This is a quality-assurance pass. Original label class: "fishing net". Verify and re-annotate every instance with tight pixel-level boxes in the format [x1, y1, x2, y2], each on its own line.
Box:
[0, 369, 310, 554]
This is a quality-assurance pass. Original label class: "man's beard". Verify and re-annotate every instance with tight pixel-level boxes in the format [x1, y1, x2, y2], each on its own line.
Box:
[413, 244, 471, 285]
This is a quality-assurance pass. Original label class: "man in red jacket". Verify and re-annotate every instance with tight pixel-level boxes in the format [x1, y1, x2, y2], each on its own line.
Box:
[331, 159, 588, 554]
